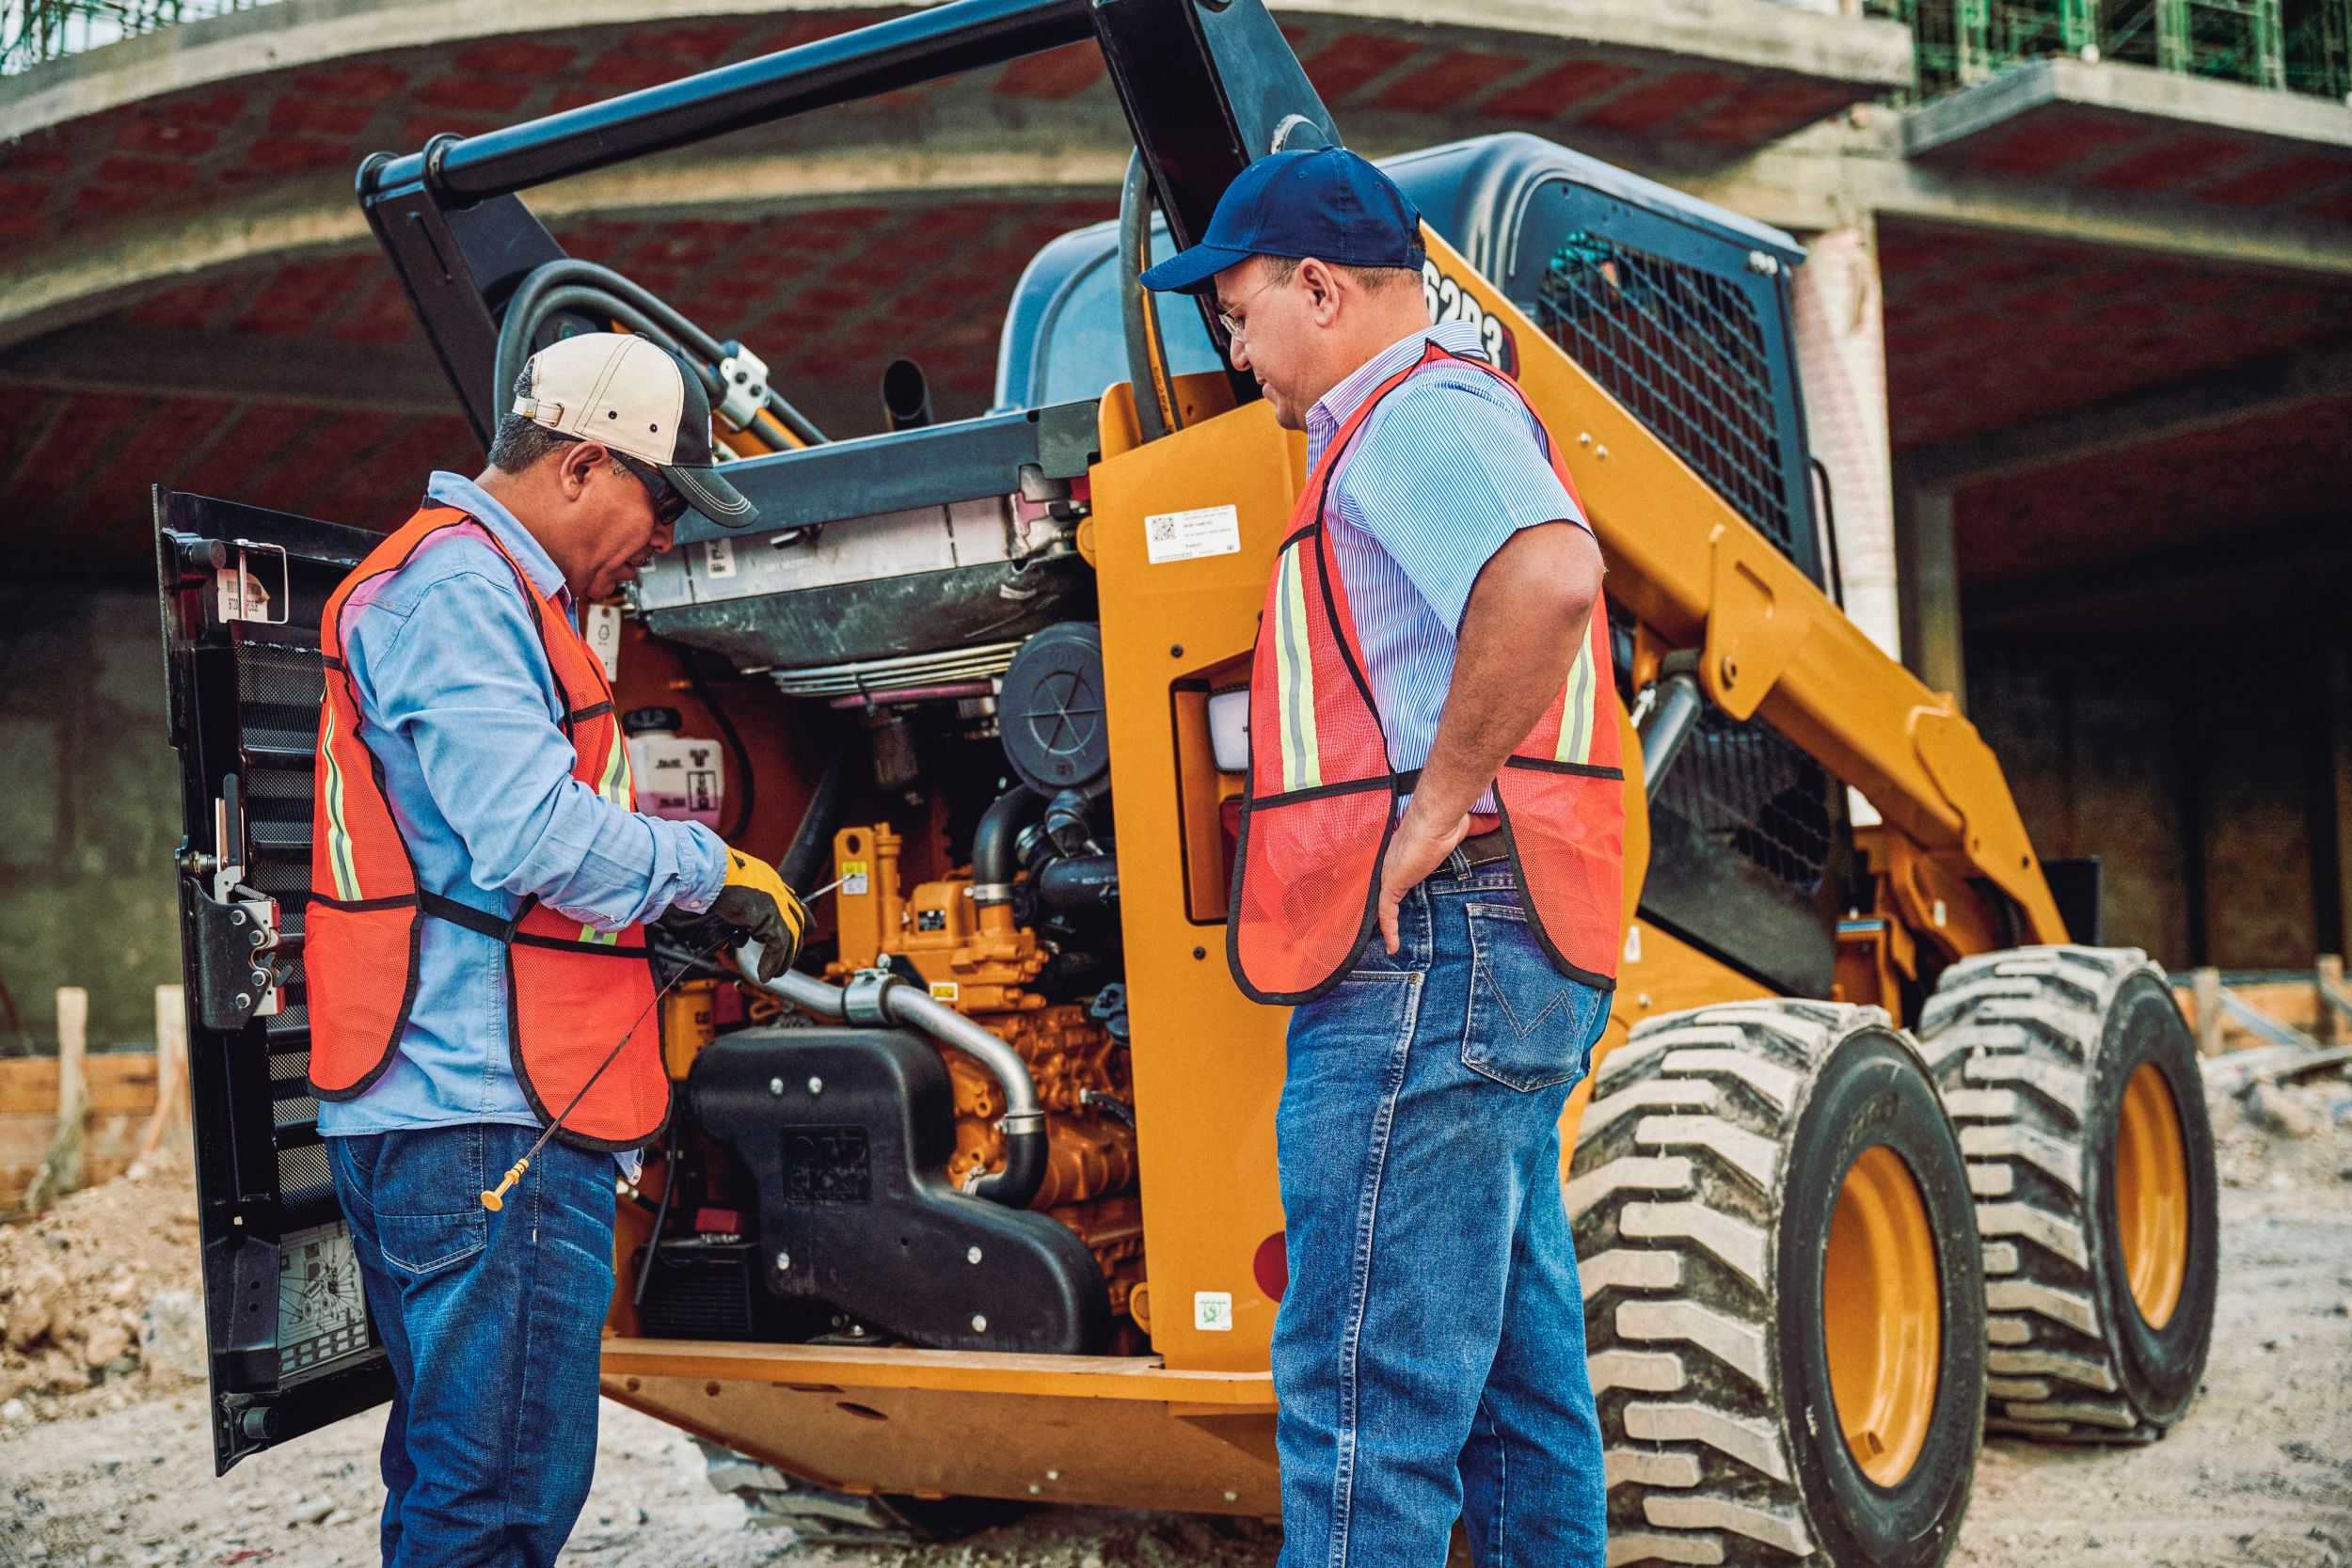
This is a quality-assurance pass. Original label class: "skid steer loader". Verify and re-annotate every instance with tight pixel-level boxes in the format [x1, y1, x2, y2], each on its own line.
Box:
[156, 0, 2219, 1560]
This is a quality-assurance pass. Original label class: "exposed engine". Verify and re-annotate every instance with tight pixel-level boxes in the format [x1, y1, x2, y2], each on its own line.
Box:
[622, 462, 1147, 1356]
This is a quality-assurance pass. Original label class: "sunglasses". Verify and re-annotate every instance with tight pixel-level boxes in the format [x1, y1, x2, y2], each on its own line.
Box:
[611, 451, 689, 527]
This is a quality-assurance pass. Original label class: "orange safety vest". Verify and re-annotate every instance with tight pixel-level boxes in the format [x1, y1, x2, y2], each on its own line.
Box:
[305, 504, 669, 1150]
[1228, 341, 1626, 1004]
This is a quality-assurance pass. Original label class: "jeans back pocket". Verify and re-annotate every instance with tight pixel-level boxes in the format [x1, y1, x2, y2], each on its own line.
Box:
[1461, 901, 1607, 1092]
[380, 1209, 487, 1279]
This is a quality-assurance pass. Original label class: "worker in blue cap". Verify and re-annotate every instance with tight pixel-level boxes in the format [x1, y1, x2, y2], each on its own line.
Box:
[1144, 148, 1613, 1567]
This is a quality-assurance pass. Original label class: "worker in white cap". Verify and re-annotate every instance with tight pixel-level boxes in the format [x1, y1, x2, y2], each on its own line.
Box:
[306, 332, 801, 1566]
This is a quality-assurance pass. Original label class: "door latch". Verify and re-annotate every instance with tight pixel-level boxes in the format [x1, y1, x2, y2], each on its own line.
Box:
[192, 776, 289, 1032]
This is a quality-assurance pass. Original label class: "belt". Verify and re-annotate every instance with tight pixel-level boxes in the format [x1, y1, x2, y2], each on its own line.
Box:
[1455, 829, 1511, 867]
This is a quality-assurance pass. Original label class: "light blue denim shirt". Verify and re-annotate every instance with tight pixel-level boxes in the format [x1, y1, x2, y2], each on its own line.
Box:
[315, 471, 727, 1162]
[1304, 321, 1590, 813]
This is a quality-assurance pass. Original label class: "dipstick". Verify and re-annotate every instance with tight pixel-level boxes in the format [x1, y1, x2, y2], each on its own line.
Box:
[478, 878, 846, 1212]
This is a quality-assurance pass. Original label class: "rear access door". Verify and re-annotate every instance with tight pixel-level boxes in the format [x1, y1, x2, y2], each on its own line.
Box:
[156, 489, 392, 1473]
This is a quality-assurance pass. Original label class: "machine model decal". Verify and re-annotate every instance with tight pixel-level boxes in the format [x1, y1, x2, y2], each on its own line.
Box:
[1145, 504, 1243, 565]
[277, 1222, 372, 1385]
[1422, 261, 1518, 375]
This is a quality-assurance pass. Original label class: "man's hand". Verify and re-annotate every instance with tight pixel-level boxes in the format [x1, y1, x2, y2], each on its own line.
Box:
[1376, 803, 1473, 954]
[711, 849, 807, 982]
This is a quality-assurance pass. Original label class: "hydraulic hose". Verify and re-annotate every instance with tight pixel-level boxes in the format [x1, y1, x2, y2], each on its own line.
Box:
[1033, 853, 1117, 916]
[970, 784, 1044, 908]
[493, 259, 827, 445]
[1117, 149, 1175, 444]
[738, 955, 1048, 1210]
[779, 742, 852, 894]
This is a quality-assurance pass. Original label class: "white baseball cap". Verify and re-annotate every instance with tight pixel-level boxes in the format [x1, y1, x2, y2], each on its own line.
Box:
[511, 333, 757, 527]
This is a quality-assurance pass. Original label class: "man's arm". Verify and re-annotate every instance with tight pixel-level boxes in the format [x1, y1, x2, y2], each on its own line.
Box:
[1376, 522, 1601, 951]
[351, 568, 727, 927]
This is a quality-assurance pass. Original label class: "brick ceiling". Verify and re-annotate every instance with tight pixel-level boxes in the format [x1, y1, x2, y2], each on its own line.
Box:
[1879, 216, 2352, 450]
[0, 193, 1109, 570]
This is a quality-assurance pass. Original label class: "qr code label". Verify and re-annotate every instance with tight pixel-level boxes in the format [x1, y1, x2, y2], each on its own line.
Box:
[1145, 505, 1242, 565]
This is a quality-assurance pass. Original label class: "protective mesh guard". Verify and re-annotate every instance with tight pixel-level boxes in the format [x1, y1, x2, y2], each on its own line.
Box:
[231, 631, 332, 1206]
[1653, 705, 1836, 898]
[1534, 232, 1795, 561]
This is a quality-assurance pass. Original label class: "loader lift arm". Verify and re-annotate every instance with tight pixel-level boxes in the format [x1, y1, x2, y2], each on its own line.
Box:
[353, 0, 2064, 953]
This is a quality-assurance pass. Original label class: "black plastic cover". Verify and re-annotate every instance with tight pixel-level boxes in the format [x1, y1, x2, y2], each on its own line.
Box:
[689, 1027, 1110, 1354]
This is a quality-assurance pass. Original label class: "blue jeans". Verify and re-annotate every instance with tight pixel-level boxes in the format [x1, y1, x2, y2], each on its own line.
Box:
[1272, 861, 1610, 1568]
[326, 1124, 616, 1568]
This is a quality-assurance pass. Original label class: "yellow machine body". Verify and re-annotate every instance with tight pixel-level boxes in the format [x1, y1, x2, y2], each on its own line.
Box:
[599, 224, 2065, 1513]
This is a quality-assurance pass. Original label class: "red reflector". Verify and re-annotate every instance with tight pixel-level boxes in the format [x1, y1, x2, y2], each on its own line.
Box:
[1253, 1230, 1289, 1301]
[693, 1207, 742, 1234]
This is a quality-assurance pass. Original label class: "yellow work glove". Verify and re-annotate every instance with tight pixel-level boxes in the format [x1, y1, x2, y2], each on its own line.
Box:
[711, 848, 807, 983]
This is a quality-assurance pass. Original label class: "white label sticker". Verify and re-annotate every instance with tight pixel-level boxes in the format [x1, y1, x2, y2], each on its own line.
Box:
[581, 603, 624, 682]
[1194, 1291, 1233, 1332]
[1145, 504, 1242, 565]
[702, 538, 737, 579]
[1623, 926, 1642, 965]
[840, 861, 869, 897]
[278, 1221, 372, 1384]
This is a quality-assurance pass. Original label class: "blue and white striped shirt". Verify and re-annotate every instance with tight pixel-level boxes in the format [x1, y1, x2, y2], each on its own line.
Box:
[1306, 321, 1590, 813]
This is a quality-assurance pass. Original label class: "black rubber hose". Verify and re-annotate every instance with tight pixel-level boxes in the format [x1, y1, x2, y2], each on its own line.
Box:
[1033, 853, 1118, 915]
[780, 742, 852, 893]
[972, 1124, 1047, 1209]
[630, 1126, 680, 1308]
[494, 259, 827, 444]
[1117, 148, 1174, 443]
[972, 784, 1044, 902]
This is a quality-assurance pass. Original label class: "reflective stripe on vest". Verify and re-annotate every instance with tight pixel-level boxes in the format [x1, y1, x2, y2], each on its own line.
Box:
[1228, 341, 1627, 1005]
[303, 504, 670, 1151]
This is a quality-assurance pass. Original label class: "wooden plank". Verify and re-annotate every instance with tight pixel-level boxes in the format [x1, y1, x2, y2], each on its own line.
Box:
[52, 988, 87, 1194]
[0, 1053, 160, 1115]
[0, 1112, 144, 1206]
[135, 985, 189, 1165]
[2189, 969, 2224, 1058]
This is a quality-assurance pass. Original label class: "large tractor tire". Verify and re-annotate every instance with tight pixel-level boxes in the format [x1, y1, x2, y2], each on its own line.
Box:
[1573, 1002, 1985, 1568]
[1918, 946, 2217, 1443]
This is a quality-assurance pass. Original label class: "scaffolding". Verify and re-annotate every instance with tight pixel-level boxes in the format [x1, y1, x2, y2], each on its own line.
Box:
[1873, 0, 2350, 101]
[1, 0, 265, 72]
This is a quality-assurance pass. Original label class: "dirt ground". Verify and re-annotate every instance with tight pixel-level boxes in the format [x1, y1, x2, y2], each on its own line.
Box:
[0, 1075, 2345, 1568]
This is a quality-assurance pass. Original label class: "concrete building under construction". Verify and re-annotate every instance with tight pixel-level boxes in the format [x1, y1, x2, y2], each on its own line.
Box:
[0, 0, 2347, 1046]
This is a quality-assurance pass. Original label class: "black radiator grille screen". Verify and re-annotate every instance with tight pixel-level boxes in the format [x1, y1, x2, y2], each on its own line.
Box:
[1534, 232, 1794, 559]
[232, 630, 332, 1209]
[1654, 706, 1836, 897]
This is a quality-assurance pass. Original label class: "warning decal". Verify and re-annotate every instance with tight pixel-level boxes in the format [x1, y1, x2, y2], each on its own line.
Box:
[278, 1221, 372, 1384]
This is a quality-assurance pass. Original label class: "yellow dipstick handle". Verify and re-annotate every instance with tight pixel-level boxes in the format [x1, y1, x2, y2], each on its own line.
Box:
[481, 1157, 530, 1212]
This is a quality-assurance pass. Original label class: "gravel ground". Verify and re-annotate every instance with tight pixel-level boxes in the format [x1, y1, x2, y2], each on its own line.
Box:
[1, 1079, 2345, 1568]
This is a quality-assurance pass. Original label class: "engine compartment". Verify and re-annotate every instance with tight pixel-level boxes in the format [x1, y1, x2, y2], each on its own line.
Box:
[613, 460, 1153, 1356]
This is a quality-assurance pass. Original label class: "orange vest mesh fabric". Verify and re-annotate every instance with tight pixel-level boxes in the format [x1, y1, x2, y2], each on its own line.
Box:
[1228, 342, 1626, 1004]
[307, 504, 669, 1151]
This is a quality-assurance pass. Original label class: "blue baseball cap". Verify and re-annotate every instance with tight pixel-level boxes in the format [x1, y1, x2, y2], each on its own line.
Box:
[1138, 147, 1425, 296]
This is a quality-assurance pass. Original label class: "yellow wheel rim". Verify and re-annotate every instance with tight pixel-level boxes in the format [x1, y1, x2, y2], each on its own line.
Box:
[2113, 1062, 2189, 1328]
[1823, 1145, 1940, 1487]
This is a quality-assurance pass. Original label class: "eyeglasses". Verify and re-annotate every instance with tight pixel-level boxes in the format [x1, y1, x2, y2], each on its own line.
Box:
[1215, 273, 1286, 341]
[611, 451, 688, 527]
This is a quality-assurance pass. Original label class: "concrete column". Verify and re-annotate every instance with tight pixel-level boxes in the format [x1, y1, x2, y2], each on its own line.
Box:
[1893, 482, 1966, 710]
[1789, 220, 1901, 663]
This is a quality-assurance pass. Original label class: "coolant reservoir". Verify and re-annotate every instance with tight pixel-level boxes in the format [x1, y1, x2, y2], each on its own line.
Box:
[624, 706, 724, 828]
